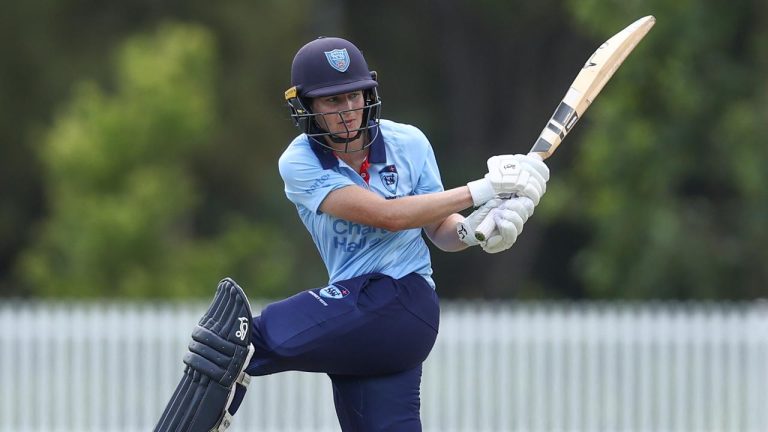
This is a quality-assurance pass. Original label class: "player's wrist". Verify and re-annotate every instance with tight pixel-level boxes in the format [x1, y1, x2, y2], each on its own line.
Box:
[466, 178, 495, 207]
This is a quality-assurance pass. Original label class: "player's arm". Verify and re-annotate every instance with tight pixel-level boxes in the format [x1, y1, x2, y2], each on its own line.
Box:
[318, 154, 547, 233]
[320, 186, 490, 253]
[319, 184, 474, 232]
[423, 213, 469, 252]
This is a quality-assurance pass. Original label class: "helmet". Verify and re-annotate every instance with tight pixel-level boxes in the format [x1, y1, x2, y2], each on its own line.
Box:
[285, 37, 382, 152]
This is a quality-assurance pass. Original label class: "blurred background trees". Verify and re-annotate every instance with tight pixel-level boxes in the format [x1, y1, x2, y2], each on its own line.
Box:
[0, 0, 766, 300]
[17, 23, 293, 298]
[555, 0, 768, 299]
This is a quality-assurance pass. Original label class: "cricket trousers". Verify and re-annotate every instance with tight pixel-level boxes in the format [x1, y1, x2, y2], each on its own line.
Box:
[244, 272, 440, 431]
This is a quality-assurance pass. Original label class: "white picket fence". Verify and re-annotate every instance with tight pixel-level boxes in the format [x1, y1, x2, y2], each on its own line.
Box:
[0, 300, 767, 432]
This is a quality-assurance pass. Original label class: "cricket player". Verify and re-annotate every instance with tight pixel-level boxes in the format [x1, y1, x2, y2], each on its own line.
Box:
[154, 36, 548, 432]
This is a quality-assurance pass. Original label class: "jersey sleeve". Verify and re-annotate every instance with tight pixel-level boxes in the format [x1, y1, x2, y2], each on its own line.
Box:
[278, 148, 355, 214]
[411, 129, 445, 196]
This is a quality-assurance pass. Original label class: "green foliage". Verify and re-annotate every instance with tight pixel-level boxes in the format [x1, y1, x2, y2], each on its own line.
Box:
[18, 23, 293, 298]
[547, 0, 768, 298]
[3, 1, 767, 300]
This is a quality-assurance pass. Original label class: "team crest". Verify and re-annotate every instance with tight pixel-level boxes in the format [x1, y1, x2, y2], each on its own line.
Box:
[318, 285, 350, 299]
[379, 165, 399, 194]
[324, 49, 350, 72]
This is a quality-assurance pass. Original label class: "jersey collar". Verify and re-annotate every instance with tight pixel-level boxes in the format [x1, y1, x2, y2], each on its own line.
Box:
[310, 124, 386, 170]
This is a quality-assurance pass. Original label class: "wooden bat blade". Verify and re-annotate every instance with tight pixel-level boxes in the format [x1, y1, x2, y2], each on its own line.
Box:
[529, 15, 656, 160]
[474, 16, 655, 242]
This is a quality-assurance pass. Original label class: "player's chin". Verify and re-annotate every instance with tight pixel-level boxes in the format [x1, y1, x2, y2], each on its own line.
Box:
[330, 133, 355, 142]
[333, 126, 361, 138]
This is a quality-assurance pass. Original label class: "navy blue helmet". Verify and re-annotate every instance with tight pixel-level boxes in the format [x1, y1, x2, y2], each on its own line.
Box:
[285, 37, 381, 151]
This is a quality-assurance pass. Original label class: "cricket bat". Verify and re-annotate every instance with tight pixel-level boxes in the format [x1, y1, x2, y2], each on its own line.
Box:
[474, 15, 656, 241]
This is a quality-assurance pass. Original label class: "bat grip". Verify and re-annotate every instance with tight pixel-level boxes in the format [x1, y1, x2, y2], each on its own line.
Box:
[474, 213, 496, 242]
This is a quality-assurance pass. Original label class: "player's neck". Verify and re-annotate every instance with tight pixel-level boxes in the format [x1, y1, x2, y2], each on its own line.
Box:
[335, 146, 369, 171]
[328, 134, 369, 168]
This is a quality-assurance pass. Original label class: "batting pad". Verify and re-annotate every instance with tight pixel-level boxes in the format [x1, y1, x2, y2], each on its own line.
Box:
[154, 278, 255, 432]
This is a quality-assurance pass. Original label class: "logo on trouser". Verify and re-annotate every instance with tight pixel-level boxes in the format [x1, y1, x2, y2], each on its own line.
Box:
[318, 285, 350, 299]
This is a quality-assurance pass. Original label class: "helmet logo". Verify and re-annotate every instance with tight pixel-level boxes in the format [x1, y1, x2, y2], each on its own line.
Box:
[324, 48, 350, 72]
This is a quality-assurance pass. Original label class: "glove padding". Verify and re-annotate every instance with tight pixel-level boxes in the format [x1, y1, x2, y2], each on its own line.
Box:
[481, 197, 535, 254]
[457, 198, 503, 247]
[466, 154, 549, 207]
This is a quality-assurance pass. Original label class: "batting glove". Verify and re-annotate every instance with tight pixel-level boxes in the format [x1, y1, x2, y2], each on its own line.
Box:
[456, 198, 504, 247]
[467, 154, 549, 206]
[481, 196, 535, 254]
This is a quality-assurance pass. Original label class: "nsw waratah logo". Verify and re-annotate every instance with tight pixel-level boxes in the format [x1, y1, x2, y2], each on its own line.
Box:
[324, 49, 350, 72]
[379, 165, 399, 194]
[318, 285, 350, 299]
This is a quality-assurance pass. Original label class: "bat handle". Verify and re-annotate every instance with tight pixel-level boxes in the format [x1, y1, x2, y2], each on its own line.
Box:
[474, 211, 497, 242]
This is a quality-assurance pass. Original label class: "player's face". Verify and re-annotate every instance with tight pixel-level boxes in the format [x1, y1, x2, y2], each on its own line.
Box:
[310, 91, 365, 139]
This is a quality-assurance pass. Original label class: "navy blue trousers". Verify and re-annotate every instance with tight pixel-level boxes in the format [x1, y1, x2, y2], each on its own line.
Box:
[244, 272, 439, 431]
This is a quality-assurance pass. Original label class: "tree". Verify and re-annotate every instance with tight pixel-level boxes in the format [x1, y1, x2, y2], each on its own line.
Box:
[544, 0, 768, 298]
[18, 23, 294, 298]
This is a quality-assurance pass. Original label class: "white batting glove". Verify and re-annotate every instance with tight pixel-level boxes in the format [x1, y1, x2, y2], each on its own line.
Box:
[481, 197, 535, 254]
[466, 154, 549, 206]
[456, 198, 504, 247]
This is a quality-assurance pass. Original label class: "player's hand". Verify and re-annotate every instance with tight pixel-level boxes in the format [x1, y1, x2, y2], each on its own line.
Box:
[481, 197, 535, 254]
[456, 198, 504, 247]
[466, 154, 549, 206]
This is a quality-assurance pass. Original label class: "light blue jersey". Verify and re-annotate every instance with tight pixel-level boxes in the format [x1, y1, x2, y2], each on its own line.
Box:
[278, 119, 444, 288]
